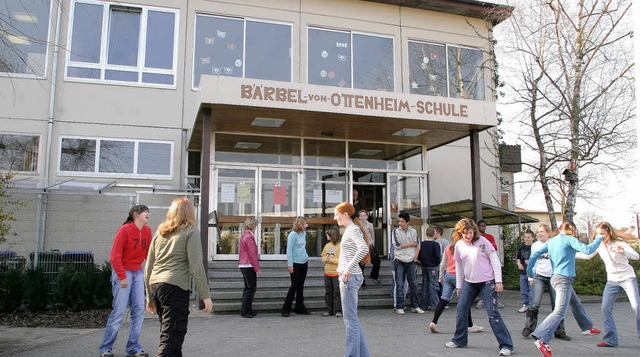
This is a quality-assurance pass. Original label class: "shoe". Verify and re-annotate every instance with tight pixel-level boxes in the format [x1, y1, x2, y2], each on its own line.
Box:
[582, 327, 601, 335]
[468, 325, 484, 333]
[518, 304, 528, 313]
[100, 352, 114, 357]
[127, 352, 149, 357]
[498, 301, 505, 308]
[499, 348, 513, 356]
[534, 339, 552, 357]
[476, 300, 484, 309]
[444, 305, 450, 309]
[241, 313, 253, 318]
[322, 312, 332, 317]
[597, 341, 614, 347]
[429, 322, 438, 333]
[554, 332, 571, 341]
[522, 327, 532, 337]
[395, 308, 405, 315]
[411, 307, 426, 314]
[335, 312, 343, 317]
[445, 341, 461, 348]
[281, 311, 290, 317]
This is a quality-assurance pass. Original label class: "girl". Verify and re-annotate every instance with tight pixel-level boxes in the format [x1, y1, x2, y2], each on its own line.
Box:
[321, 228, 342, 317]
[238, 217, 261, 318]
[281, 216, 310, 316]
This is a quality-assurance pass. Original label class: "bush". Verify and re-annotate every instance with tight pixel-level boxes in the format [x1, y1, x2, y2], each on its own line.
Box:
[501, 224, 521, 290]
[52, 265, 81, 310]
[0, 267, 24, 312]
[52, 262, 113, 311]
[23, 267, 47, 311]
[95, 262, 113, 309]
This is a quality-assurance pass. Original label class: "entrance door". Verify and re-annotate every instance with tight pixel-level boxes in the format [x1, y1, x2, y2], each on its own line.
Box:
[387, 174, 427, 254]
[259, 168, 300, 259]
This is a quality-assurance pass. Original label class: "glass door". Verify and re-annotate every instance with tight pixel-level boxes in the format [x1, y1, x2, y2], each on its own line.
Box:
[259, 168, 300, 259]
[387, 174, 427, 254]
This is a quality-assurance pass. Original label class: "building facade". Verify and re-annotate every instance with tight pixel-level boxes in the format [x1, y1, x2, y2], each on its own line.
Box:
[1, 0, 511, 264]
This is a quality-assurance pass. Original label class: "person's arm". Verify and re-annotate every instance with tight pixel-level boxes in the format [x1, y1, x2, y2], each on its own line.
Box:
[621, 242, 640, 260]
[438, 250, 447, 282]
[110, 227, 128, 286]
[489, 251, 503, 292]
[286, 232, 294, 273]
[455, 260, 464, 294]
[569, 234, 603, 255]
[321, 244, 330, 264]
[186, 228, 213, 313]
[144, 234, 157, 313]
[414, 241, 421, 262]
[516, 247, 525, 270]
[527, 243, 548, 277]
[247, 233, 261, 273]
[575, 250, 597, 260]
[434, 244, 442, 266]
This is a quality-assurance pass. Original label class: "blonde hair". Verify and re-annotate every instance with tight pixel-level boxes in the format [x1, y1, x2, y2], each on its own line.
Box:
[537, 224, 551, 234]
[157, 198, 197, 236]
[244, 217, 259, 230]
[452, 218, 481, 243]
[559, 221, 577, 237]
[292, 216, 308, 233]
[596, 221, 621, 245]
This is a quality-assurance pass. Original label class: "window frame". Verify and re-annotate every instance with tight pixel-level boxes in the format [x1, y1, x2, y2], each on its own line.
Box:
[58, 135, 174, 179]
[408, 39, 486, 101]
[192, 13, 293, 90]
[65, 0, 179, 89]
[0, 0, 53, 78]
[0, 132, 41, 173]
[307, 26, 396, 92]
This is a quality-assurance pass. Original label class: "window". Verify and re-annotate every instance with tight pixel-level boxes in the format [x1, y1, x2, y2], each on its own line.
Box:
[0, 0, 51, 76]
[66, 1, 178, 87]
[308, 28, 394, 91]
[193, 15, 292, 88]
[409, 40, 485, 100]
[59, 137, 172, 178]
[0, 134, 39, 172]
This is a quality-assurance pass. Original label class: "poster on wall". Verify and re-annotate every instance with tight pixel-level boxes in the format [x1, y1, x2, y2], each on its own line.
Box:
[220, 183, 236, 203]
[237, 183, 251, 204]
[273, 185, 287, 205]
[326, 190, 343, 203]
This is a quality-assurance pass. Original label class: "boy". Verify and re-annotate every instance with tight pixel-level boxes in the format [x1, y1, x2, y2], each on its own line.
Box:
[416, 227, 442, 310]
[516, 229, 535, 313]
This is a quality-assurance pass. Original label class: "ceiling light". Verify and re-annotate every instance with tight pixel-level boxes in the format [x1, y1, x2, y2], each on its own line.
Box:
[351, 149, 382, 156]
[251, 117, 285, 128]
[392, 128, 428, 137]
[5, 34, 31, 45]
[12, 12, 39, 23]
[234, 141, 262, 150]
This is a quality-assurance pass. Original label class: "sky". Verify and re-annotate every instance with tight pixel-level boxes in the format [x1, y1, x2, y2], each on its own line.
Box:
[495, 0, 640, 230]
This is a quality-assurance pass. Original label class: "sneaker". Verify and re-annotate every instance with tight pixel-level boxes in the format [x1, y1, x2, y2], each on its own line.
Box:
[518, 304, 528, 313]
[597, 341, 614, 347]
[498, 301, 505, 308]
[499, 348, 514, 356]
[468, 325, 484, 333]
[534, 339, 552, 357]
[554, 332, 571, 341]
[335, 312, 343, 317]
[444, 305, 450, 309]
[582, 327, 601, 335]
[322, 312, 332, 317]
[445, 341, 461, 348]
[411, 307, 426, 314]
[395, 308, 405, 315]
[522, 327, 533, 338]
[100, 352, 114, 357]
[127, 352, 149, 357]
[429, 322, 438, 333]
[476, 300, 484, 309]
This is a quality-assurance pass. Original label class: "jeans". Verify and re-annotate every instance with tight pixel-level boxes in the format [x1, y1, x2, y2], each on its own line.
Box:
[452, 280, 513, 350]
[421, 266, 440, 309]
[601, 277, 640, 346]
[339, 273, 370, 357]
[519, 273, 532, 306]
[151, 283, 190, 357]
[432, 273, 473, 327]
[525, 274, 566, 334]
[325, 275, 341, 314]
[240, 268, 257, 315]
[282, 262, 308, 313]
[99, 270, 145, 355]
[394, 260, 418, 310]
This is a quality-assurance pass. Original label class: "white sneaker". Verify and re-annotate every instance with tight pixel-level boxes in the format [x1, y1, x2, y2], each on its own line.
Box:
[468, 325, 484, 333]
[518, 304, 528, 313]
[499, 348, 513, 356]
[395, 308, 405, 315]
[445, 341, 460, 348]
[411, 307, 426, 314]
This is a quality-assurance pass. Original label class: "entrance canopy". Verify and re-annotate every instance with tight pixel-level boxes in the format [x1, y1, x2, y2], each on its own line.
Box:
[429, 199, 539, 228]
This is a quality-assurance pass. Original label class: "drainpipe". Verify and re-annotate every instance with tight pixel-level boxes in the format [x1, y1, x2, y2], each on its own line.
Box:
[36, 1, 63, 261]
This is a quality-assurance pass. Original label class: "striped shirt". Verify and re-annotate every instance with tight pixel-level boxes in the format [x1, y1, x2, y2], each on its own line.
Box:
[337, 223, 369, 275]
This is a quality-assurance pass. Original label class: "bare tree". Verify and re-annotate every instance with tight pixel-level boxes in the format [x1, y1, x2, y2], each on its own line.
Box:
[497, 0, 636, 229]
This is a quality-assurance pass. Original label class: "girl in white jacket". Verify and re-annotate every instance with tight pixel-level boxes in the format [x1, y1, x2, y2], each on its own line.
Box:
[578, 221, 640, 347]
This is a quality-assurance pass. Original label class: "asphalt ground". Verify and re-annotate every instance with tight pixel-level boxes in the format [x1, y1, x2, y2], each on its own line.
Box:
[1, 290, 638, 356]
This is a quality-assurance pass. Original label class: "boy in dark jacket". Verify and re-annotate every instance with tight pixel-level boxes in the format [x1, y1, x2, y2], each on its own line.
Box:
[417, 227, 442, 310]
[516, 229, 535, 313]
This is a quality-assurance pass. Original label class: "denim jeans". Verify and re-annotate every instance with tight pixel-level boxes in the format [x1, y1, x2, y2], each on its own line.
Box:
[339, 274, 370, 357]
[99, 270, 145, 355]
[325, 275, 341, 314]
[421, 266, 440, 309]
[532, 274, 594, 344]
[151, 283, 190, 357]
[452, 280, 513, 350]
[240, 268, 257, 315]
[282, 262, 308, 313]
[432, 273, 473, 327]
[601, 277, 640, 346]
[519, 273, 532, 306]
[525, 274, 566, 334]
[394, 260, 418, 310]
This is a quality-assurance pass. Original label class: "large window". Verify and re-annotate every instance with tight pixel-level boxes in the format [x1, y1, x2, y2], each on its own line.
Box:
[59, 136, 172, 178]
[308, 28, 394, 91]
[0, 134, 39, 172]
[66, 1, 178, 87]
[193, 15, 292, 88]
[409, 40, 485, 100]
[0, 0, 51, 76]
